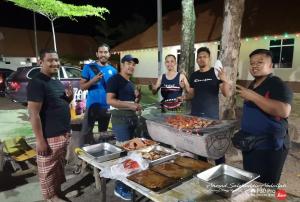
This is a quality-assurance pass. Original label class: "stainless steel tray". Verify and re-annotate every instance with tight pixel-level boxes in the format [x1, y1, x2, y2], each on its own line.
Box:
[127, 169, 182, 194]
[82, 142, 125, 162]
[133, 145, 180, 166]
[196, 164, 260, 198]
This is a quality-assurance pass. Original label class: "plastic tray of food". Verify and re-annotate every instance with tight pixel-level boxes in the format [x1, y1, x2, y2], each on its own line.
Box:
[133, 145, 180, 165]
[196, 164, 260, 198]
[82, 142, 125, 163]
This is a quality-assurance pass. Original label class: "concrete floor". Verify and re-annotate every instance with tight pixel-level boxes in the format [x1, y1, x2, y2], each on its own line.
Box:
[0, 96, 300, 202]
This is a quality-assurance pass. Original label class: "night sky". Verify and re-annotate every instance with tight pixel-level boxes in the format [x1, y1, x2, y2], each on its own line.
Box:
[0, 0, 194, 46]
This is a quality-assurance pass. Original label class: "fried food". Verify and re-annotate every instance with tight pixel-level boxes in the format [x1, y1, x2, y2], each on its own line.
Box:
[127, 170, 175, 191]
[151, 162, 194, 179]
[141, 150, 169, 161]
[122, 138, 156, 151]
[174, 156, 212, 171]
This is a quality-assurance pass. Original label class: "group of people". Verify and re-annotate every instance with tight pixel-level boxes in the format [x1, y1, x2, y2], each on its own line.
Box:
[27, 44, 292, 201]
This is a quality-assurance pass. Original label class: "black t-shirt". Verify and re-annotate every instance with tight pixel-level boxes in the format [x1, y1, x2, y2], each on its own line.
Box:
[107, 74, 135, 102]
[27, 72, 71, 138]
[189, 68, 222, 119]
[248, 74, 293, 105]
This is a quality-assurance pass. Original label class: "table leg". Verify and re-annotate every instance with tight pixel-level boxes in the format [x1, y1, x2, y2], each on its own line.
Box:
[101, 177, 106, 202]
[94, 167, 101, 189]
[80, 161, 87, 174]
[132, 189, 136, 202]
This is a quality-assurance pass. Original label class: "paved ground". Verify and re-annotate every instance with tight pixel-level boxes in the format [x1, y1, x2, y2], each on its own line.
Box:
[0, 96, 300, 202]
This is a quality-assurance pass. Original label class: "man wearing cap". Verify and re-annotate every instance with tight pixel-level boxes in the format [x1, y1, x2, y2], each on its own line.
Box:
[107, 54, 141, 200]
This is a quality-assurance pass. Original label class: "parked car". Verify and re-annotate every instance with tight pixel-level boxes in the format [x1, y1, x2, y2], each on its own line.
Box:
[0, 68, 15, 97]
[5, 66, 86, 108]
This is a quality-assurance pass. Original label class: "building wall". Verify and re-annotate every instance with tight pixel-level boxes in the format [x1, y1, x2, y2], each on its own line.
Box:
[0, 27, 97, 58]
[239, 34, 300, 82]
[118, 35, 300, 83]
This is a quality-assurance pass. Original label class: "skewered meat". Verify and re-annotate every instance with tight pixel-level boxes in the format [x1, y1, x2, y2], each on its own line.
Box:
[165, 115, 214, 130]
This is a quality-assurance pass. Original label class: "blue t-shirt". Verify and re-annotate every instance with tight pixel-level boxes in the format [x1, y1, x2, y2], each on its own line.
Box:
[107, 74, 136, 102]
[81, 63, 117, 109]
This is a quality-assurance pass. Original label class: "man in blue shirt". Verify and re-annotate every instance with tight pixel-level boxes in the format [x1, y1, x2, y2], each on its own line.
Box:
[79, 43, 117, 145]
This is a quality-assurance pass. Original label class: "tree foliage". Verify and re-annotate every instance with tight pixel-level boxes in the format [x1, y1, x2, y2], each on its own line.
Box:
[7, 0, 109, 51]
[7, 0, 109, 21]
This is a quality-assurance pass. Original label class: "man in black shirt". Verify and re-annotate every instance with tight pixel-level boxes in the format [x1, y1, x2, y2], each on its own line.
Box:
[183, 47, 231, 165]
[27, 49, 73, 202]
[236, 49, 293, 184]
[187, 47, 231, 119]
[107, 54, 141, 200]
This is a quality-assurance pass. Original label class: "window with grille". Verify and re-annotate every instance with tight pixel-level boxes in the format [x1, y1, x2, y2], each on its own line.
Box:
[269, 38, 294, 68]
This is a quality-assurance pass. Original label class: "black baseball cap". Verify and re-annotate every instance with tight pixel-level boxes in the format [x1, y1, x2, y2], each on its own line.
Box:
[121, 54, 139, 64]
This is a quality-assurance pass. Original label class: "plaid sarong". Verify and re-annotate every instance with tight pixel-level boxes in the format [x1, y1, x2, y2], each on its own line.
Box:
[37, 134, 69, 199]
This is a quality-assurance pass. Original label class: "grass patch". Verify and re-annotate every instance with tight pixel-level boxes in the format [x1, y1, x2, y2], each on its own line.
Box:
[139, 85, 158, 105]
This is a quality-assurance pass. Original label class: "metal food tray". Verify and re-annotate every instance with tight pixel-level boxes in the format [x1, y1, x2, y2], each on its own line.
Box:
[196, 164, 260, 198]
[82, 142, 125, 163]
[127, 169, 182, 194]
[145, 114, 236, 159]
[133, 145, 180, 166]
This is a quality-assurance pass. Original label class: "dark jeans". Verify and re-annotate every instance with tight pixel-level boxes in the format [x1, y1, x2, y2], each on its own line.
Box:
[197, 156, 225, 165]
[242, 147, 288, 185]
[111, 110, 138, 142]
[111, 110, 138, 196]
[80, 109, 111, 146]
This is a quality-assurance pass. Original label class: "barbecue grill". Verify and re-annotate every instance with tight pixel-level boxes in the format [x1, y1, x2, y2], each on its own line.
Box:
[144, 113, 236, 159]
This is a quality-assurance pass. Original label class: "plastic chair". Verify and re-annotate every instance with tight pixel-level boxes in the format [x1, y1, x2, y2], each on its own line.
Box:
[1, 137, 37, 176]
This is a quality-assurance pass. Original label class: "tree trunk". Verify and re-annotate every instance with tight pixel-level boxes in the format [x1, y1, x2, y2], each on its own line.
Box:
[50, 19, 57, 52]
[179, 0, 195, 77]
[219, 0, 245, 120]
